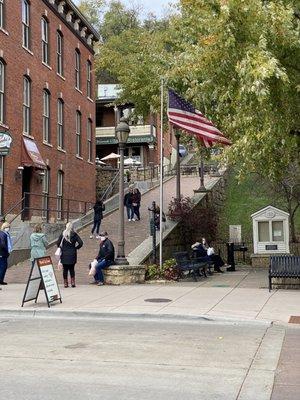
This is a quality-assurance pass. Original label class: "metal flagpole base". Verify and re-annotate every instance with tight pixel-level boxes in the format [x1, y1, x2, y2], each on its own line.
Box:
[114, 257, 129, 265]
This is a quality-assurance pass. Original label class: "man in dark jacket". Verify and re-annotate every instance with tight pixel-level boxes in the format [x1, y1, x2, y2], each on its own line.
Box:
[94, 231, 115, 285]
[90, 200, 105, 239]
[124, 188, 133, 221]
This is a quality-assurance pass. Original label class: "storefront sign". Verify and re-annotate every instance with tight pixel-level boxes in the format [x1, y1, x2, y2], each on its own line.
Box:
[96, 135, 155, 146]
[22, 256, 62, 308]
[0, 131, 13, 155]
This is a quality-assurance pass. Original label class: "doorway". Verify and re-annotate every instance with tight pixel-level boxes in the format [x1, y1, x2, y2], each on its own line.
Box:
[22, 167, 32, 220]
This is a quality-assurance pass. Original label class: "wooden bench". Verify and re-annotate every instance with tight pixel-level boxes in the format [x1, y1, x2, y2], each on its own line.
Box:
[174, 251, 211, 282]
[269, 255, 300, 291]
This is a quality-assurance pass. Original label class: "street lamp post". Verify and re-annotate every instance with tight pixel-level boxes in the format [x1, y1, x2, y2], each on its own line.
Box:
[194, 150, 207, 193]
[115, 117, 130, 265]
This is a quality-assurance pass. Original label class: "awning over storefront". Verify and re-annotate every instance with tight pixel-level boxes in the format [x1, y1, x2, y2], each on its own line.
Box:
[21, 137, 47, 169]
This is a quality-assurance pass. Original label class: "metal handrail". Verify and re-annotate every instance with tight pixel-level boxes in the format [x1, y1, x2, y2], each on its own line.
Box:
[100, 170, 120, 202]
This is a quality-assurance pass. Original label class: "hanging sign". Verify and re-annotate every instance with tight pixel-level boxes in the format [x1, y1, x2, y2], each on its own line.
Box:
[0, 131, 13, 156]
[22, 256, 62, 308]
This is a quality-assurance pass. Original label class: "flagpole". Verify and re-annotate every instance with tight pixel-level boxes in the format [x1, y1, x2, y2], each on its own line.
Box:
[159, 77, 164, 269]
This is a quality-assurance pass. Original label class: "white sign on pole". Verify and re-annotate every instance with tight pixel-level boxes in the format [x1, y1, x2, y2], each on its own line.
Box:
[229, 225, 242, 243]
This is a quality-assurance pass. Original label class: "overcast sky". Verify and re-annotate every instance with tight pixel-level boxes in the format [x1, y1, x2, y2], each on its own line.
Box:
[74, 0, 176, 19]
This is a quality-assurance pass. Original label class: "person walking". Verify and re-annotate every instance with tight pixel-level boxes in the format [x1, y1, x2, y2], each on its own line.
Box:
[30, 224, 48, 267]
[93, 231, 115, 286]
[57, 222, 83, 288]
[0, 222, 13, 285]
[132, 188, 141, 221]
[124, 187, 134, 221]
[90, 199, 105, 239]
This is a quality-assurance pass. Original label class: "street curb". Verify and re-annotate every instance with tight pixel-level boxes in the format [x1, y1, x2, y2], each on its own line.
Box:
[0, 308, 272, 326]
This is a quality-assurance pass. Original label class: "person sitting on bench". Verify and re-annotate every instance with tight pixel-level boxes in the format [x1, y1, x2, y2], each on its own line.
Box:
[191, 238, 225, 273]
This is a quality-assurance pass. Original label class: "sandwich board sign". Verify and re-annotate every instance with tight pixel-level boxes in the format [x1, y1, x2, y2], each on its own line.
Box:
[22, 256, 62, 308]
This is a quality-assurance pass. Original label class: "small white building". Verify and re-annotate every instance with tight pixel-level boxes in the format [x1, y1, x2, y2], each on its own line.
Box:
[251, 206, 290, 254]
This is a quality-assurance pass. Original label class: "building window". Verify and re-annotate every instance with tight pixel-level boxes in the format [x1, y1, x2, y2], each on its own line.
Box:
[22, 0, 30, 49]
[75, 49, 81, 90]
[258, 221, 269, 242]
[57, 170, 63, 220]
[57, 99, 64, 149]
[56, 31, 63, 76]
[0, 156, 3, 214]
[76, 111, 81, 157]
[23, 76, 31, 134]
[42, 168, 50, 220]
[0, 60, 4, 124]
[87, 60, 92, 98]
[87, 118, 92, 162]
[43, 90, 50, 143]
[0, 0, 4, 30]
[41, 17, 49, 65]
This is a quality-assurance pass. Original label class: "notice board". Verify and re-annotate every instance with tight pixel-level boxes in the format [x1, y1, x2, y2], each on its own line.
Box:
[22, 256, 62, 308]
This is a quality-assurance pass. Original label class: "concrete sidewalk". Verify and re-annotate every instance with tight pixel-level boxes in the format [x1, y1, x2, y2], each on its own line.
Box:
[1, 267, 299, 325]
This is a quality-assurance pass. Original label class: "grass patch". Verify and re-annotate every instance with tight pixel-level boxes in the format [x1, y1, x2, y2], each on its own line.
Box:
[218, 170, 300, 241]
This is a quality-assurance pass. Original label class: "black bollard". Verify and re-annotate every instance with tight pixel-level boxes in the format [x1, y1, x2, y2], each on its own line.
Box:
[226, 242, 235, 272]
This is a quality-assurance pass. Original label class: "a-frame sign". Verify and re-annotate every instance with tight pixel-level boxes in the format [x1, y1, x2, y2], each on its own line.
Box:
[22, 256, 62, 308]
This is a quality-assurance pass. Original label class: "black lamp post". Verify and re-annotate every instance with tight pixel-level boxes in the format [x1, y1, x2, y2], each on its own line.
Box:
[114, 117, 130, 265]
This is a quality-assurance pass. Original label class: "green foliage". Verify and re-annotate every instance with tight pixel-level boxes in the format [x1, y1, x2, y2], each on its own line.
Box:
[77, 0, 105, 31]
[218, 170, 300, 241]
[145, 259, 180, 280]
[97, 0, 300, 182]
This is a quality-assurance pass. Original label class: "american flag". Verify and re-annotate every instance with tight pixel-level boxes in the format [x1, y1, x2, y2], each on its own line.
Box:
[167, 89, 231, 148]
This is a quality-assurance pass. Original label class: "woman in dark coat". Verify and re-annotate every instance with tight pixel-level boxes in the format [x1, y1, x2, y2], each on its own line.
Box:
[131, 188, 141, 221]
[90, 200, 105, 239]
[192, 238, 225, 273]
[57, 222, 83, 288]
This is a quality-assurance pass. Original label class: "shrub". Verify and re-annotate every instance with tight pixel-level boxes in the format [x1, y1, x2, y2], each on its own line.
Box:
[145, 258, 181, 281]
[168, 196, 194, 221]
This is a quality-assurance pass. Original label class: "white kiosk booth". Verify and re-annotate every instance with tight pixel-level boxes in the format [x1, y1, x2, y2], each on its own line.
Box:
[251, 205, 290, 267]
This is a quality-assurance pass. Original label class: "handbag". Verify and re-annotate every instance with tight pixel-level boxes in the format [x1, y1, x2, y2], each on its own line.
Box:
[55, 237, 64, 260]
[207, 247, 215, 256]
[88, 259, 98, 276]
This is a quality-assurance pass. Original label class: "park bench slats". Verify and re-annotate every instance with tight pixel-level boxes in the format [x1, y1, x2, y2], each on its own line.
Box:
[269, 255, 300, 291]
[174, 251, 212, 282]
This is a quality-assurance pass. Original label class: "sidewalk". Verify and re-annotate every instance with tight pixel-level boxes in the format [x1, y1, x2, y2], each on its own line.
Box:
[5, 174, 210, 285]
[1, 267, 300, 325]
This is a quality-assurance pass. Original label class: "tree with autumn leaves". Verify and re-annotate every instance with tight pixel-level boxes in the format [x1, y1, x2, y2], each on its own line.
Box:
[80, 0, 300, 239]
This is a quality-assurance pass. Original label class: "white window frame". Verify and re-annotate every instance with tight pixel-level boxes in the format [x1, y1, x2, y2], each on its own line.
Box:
[0, 0, 4, 30]
[57, 99, 64, 149]
[75, 49, 81, 90]
[0, 60, 4, 124]
[76, 111, 81, 157]
[87, 119, 92, 162]
[56, 31, 63, 75]
[42, 168, 50, 220]
[22, 0, 30, 49]
[23, 76, 31, 134]
[43, 90, 50, 143]
[41, 17, 49, 65]
[57, 170, 63, 220]
[87, 60, 92, 98]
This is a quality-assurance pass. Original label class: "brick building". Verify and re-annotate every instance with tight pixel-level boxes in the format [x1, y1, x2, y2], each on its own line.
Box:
[96, 84, 176, 168]
[0, 0, 99, 221]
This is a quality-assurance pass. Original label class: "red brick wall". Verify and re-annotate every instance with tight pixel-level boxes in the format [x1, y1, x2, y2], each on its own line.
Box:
[0, 0, 96, 218]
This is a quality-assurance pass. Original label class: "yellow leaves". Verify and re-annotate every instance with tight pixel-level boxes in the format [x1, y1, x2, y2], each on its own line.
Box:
[201, 35, 217, 46]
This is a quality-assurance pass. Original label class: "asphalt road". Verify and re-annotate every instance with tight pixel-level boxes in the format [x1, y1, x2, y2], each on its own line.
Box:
[0, 316, 285, 400]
